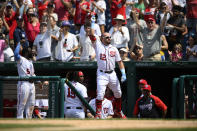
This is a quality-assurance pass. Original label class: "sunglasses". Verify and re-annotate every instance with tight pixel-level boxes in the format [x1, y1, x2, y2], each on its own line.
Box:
[105, 36, 111, 39]
[147, 21, 154, 24]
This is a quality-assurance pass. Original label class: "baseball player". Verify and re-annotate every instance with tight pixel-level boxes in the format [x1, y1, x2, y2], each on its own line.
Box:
[64, 71, 88, 119]
[33, 99, 49, 119]
[89, 31, 127, 119]
[14, 42, 37, 119]
[133, 84, 167, 118]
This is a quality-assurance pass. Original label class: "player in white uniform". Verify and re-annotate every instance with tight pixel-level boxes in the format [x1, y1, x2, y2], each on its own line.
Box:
[64, 71, 88, 119]
[14, 42, 36, 119]
[89, 32, 127, 119]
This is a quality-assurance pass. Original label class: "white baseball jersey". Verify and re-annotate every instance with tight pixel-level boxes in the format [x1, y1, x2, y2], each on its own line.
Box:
[33, 30, 52, 60]
[56, 32, 78, 61]
[16, 56, 35, 119]
[93, 37, 121, 71]
[35, 99, 48, 118]
[88, 98, 114, 119]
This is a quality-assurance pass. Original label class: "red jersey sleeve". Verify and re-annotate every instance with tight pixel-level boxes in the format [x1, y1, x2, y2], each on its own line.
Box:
[133, 97, 142, 116]
[151, 95, 167, 111]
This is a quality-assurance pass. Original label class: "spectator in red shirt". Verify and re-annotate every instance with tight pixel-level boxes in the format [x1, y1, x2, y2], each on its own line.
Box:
[38, 0, 50, 22]
[74, 0, 91, 33]
[0, 1, 19, 51]
[133, 84, 167, 118]
[23, 2, 40, 49]
[109, 0, 127, 25]
[54, 0, 72, 25]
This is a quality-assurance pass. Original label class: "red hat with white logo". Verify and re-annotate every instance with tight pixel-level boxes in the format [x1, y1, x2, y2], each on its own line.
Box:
[142, 84, 151, 92]
[138, 79, 148, 85]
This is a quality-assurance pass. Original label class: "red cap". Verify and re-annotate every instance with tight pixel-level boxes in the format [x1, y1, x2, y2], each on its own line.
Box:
[142, 84, 151, 92]
[78, 71, 84, 77]
[138, 79, 147, 85]
[144, 15, 155, 22]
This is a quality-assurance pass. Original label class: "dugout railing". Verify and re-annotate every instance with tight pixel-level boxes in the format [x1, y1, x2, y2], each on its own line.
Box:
[0, 76, 96, 118]
[172, 75, 197, 119]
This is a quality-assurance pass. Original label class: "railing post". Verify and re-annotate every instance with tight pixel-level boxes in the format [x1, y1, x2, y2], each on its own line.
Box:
[60, 78, 65, 118]
[179, 76, 185, 119]
[172, 78, 179, 118]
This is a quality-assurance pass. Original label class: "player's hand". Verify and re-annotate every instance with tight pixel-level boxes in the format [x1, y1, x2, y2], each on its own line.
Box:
[121, 74, 127, 83]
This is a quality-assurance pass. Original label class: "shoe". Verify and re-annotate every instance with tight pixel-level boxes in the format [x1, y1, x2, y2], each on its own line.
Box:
[115, 111, 127, 119]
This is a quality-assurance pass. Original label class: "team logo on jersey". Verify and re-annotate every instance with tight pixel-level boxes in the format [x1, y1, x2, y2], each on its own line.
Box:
[110, 51, 116, 57]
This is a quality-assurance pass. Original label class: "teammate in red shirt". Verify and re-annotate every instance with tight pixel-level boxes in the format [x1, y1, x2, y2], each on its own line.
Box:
[133, 84, 167, 118]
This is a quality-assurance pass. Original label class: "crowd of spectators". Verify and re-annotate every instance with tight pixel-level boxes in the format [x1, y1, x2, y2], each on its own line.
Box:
[0, 0, 197, 62]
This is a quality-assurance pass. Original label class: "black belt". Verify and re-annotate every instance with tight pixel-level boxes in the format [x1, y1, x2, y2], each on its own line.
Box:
[100, 70, 113, 74]
[66, 107, 82, 109]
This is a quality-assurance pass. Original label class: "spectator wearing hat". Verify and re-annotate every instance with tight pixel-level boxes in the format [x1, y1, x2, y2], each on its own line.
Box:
[186, 33, 197, 61]
[55, 21, 79, 61]
[109, 14, 130, 49]
[91, 0, 106, 34]
[38, 0, 50, 22]
[23, 3, 40, 49]
[43, 2, 58, 23]
[13, 16, 29, 49]
[32, 16, 52, 61]
[134, 0, 145, 15]
[126, 7, 146, 51]
[109, 0, 127, 25]
[0, 1, 20, 51]
[133, 84, 167, 118]
[132, 7, 167, 61]
[79, 21, 96, 61]
[119, 47, 130, 61]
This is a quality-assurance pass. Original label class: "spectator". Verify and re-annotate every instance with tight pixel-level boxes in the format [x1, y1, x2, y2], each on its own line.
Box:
[109, 0, 127, 25]
[143, 0, 158, 23]
[37, 0, 49, 22]
[43, 2, 58, 22]
[134, 0, 145, 15]
[3, 44, 15, 62]
[167, 42, 180, 61]
[168, 43, 183, 62]
[0, 38, 6, 62]
[55, 21, 79, 62]
[13, 16, 29, 49]
[126, 8, 146, 51]
[1, 1, 19, 51]
[132, 8, 167, 61]
[130, 44, 144, 61]
[32, 17, 52, 61]
[50, 14, 60, 61]
[23, 4, 40, 49]
[64, 71, 88, 119]
[74, 0, 91, 33]
[54, 0, 72, 25]
[87, 87, 114, 119]
[17, 0, 33, 17]
[91, 0, 106, 34]
[133, 84, 167, 118]
[125, 0, 137, 20]
[161, 0, 179, 11]
[109, 14, 130, 49]
[119, 47, 130, 61]
[79, 12, 101, 37]
[186, 0, 197, 34]
[79, 21, 96, 61]
[166, 5, 186, 51]
[186, 34, 197, 61]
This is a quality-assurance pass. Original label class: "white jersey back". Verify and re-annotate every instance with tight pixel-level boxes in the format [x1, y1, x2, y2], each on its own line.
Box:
[94, 38, 121, 71]
[64, 81, 88, 108]
[17, 56, 35, 77]
[88, 98, 114, 119]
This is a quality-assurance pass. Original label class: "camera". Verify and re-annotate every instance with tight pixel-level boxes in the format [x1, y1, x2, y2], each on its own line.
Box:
[39, 41, 43, 48]
[63, 39, 67, 47]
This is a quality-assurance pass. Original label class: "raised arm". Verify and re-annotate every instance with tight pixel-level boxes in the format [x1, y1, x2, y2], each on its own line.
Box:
[14, 42, 21, 61]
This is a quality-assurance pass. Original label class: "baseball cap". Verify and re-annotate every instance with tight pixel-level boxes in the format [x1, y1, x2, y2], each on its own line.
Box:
[61, 21, 71, 27]
[41, 22, 47, 26]
[114, 14, 125, 22]
[6, 3, 12, 8]
[142, 84, 151, 92]
[138, 79, 147, 85]
[145, 16, 155, 22]
[119, 48, 128, 53]
[50, 13, 58, 22]
[78, 71, 84, 77]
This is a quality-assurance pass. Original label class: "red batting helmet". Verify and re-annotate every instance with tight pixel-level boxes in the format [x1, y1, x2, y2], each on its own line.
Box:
[138, 79, 148, 85]
[142, 84, 151, 92]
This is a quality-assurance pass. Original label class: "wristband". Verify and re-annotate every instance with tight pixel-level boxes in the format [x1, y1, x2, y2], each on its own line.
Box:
[120, 68, 126, 76]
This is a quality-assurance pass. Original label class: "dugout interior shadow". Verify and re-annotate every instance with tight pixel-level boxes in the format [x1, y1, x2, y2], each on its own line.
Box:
[136, 67, 197, 118]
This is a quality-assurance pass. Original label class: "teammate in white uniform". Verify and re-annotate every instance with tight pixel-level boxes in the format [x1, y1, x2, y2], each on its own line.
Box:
[64, 71, 88, 119]
[89, 32, 127, 119]
[14, 43, 36, 119]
